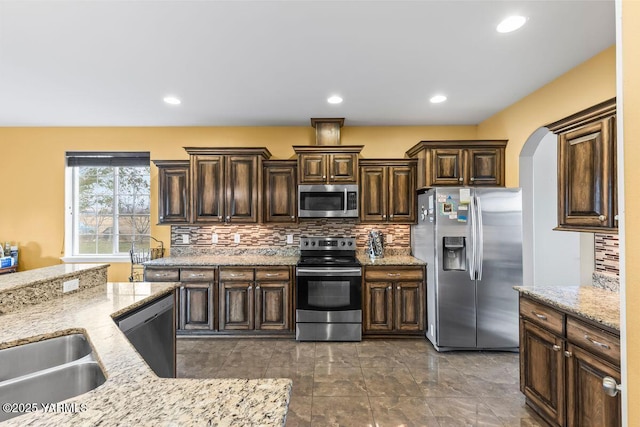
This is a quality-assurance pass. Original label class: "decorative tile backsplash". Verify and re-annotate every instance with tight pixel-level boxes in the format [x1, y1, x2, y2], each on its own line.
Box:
[594, 233, 619, 276]
[170, 220, 410, 256]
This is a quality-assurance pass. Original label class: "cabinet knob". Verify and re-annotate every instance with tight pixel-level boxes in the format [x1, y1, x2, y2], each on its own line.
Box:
[291, 215, 295, 219]
[599, 215, 607, 222]
[390, 214, 394, 219]
[322, 175, 327, 179]
[552, 344, 561, 352]
[248, 286, 252, 291]
[382, 214, 386, 219]
[470, 177, 475, 182]
[459, 177, 464, 182]
[255, 286, 260, 290]
[564, 351, 573, 358]
[331, 175, 335, 179]
[614, 215, 619, 221]
[602, 376, 622, 397]
[397, 286, 400, 290]
[387, 286, 392, 290]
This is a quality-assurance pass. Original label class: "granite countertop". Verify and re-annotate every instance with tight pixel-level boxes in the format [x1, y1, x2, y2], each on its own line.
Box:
[514, 285, 621, 331]
[144, 255, 300, 267]
[357, 254, 426, 266]
[145, 254, 425, 267]
[0, 264, 106, 292]
[0, 282, 291, 426]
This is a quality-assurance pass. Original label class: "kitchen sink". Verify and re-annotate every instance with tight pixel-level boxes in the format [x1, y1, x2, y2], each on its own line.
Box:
[0, 334, 106, 422]
[0, 334, 93, 382]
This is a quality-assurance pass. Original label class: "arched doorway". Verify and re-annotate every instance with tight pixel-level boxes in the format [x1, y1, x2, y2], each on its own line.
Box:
[519, 127, 593, 286]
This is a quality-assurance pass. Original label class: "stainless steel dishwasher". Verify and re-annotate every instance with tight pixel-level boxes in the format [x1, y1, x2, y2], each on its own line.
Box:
[115, 293, 175, 378]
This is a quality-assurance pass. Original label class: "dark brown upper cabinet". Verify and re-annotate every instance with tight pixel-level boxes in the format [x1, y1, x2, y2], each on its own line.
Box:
[405, 140, 507, 189]
[263, 160, 297, 223]
[547, 98, 617, 233]
[154, 160, 190, 225]
[185, 148, 271, 224]
[293, 145, 363, 184]
[359, 159, 417, 224]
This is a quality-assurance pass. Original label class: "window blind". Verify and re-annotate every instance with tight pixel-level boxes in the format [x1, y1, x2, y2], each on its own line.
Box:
[66, 151, 150, 167]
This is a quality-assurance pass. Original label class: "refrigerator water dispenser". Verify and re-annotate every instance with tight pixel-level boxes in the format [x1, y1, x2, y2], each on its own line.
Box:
[443, 237, 466, 271]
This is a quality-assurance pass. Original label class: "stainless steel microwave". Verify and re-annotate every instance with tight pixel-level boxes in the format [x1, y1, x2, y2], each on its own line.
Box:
[298, 184, 358, 218]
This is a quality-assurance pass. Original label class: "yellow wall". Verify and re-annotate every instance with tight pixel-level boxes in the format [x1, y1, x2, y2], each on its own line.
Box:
[477, 45, 616, 186]
[0, 125, 476, 281]
[622, 0, 639, 421]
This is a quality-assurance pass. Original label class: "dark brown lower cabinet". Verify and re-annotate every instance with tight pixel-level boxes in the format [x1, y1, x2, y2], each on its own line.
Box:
[363, 266, 425, 335]
[566, 344, 622, 427]
[180, 283, 214, 330]
[519, 295, 621, 427]
[218, 267, 292, 333]
[520, 320, 565, 426]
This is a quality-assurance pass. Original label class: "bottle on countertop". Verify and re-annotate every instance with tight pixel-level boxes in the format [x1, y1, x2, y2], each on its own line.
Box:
[10, 246, 18, 267]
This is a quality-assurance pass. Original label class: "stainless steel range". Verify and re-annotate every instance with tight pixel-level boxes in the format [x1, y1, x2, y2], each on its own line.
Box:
[295, 237, 362, 342]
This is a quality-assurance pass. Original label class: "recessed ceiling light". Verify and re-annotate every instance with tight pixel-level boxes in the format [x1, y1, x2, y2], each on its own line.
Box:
[496, 15, 527, 33]
[327, 95, 343, 104]
[163, 96, 181, 105]
[430, 94, 447, 104]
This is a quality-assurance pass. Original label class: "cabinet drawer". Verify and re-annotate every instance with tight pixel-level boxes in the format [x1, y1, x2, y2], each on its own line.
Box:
[519, 298, 564, 336]
[219, 268, 254, 281]
[255, 267, 290, 281]
[567, 317, 620, 365]
[144, 268, 179, 281]
[180, 269, 215, 282]
[365, 267, 424, 281]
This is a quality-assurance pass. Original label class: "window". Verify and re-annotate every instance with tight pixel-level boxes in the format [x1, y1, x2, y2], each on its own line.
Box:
[64, 152, 151, 261]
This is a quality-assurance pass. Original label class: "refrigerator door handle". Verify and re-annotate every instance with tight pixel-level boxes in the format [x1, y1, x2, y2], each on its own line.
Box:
[477, 194, 484, 280]
[469, 193, 477, 280]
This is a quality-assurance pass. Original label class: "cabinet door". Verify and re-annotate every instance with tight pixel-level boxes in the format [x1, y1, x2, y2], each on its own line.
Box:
[157, 163, 190, 224]
[566, 344, 621, 427]
[467, 148, 502, 186]
[431, 149, 465, 185]
[180, 284, 214, 330]
[219, 281, 254, 330]
[255, 281, 290, 331]
[329, 153, 358, 183]
[191, 155, 224, 223]
[558, 117, 615, 229]
[394, 281, 424, 332]
[520, 320, 565, 427]
[264, 164, 297, 223]
[388, 165, 416, 223]
[299, 153, 327, 183]
[363, 281, 394, 333]
[360, 166, 388, 223]
[226, 156, 259, 223]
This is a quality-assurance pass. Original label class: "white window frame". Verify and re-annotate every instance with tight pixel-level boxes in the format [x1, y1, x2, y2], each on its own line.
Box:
[62, 155, 150, 263]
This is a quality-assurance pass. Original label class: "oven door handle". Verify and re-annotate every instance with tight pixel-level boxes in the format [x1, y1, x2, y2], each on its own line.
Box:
[296, 268, 362, 277]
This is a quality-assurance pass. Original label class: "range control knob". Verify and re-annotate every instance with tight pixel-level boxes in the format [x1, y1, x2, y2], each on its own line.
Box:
[303, 241, 309, 246]
[341, 241, 346, 246]
[311, 241, 316, 246]
[348, 241, 353, 246]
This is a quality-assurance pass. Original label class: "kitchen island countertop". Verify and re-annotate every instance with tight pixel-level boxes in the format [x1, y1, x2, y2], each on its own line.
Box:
[514, 285, 620, 331]
[0, 281, 291, 426]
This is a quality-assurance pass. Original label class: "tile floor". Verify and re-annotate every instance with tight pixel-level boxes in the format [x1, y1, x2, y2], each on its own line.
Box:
[176, 338, 548, 427]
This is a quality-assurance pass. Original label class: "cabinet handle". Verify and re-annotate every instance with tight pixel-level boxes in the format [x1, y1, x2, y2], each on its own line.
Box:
[564, 351, 573, 358]
[156, 272, 170, 277]
[265, 273, 281, 277]
[230, 273, 239, 277]
[598, 215, 607, 222]
[387, 273, 401, 277]
[552, 344, 561, 352]
[602, 377, 622, 397]
[531, 310, 547, 321]
[584, 334, 610, 349]
[189, 273, 205, 278]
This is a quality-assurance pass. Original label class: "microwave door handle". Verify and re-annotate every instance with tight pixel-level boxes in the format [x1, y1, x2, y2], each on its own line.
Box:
[344, 188, 348, 213]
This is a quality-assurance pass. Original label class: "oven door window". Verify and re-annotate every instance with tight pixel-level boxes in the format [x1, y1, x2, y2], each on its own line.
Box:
[299, 192, 344, 212]
[297, 276, 361, 311]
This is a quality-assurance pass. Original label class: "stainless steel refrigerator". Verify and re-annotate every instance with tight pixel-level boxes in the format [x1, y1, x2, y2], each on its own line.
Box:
[411, 187, 522, 351]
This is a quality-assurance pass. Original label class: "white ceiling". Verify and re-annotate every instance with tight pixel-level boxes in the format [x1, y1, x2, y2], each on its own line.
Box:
[0, 0, 615, 127]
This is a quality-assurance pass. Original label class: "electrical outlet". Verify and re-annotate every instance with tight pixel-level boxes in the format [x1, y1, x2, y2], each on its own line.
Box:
[63, 278, 79, 293]
[286, 234, 294, 244]
[387, 234, 393, 244]
[234, 233, 241, 244]
[211, 233, 218, 244]
[181, 234, 189, 244]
